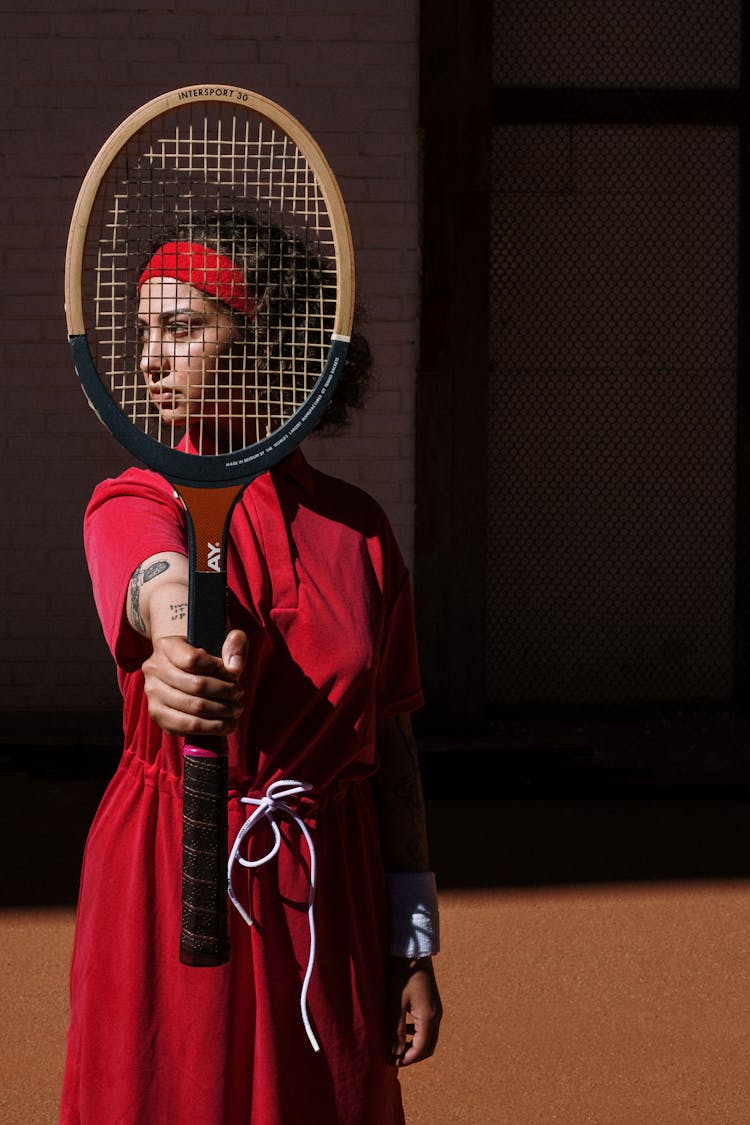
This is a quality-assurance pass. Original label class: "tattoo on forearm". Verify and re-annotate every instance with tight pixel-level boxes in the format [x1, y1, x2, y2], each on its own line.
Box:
[394, 776, 422, 812]
[129, 567, 146, 634]
[375, 716, 430, 870]
[392, 718, 424, 811]
[404, 833, 430, 867]
[143, 560, 170, 583]
[129, 558, 171, 635]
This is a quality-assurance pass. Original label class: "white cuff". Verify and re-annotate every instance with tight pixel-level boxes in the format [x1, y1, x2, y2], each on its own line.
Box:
[385, 871, 440, 958]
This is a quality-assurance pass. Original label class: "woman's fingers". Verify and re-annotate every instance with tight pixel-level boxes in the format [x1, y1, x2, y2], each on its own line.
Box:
[142, 633, 247, 735]
[387, 958, 443, 1068]
[222, 628, 249, 676]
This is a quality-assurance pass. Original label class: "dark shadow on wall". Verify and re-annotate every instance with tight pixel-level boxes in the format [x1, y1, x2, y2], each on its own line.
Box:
[422, 707, 750, 888]
[2, 707, 750, 905]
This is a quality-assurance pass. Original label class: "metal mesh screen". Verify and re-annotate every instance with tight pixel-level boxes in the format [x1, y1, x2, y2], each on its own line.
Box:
[492, 0, 741, 89]
[487, 124, 738, 706]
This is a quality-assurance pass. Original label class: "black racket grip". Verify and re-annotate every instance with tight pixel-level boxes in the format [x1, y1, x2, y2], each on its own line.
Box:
[180, 748, 231, 966]
[180, 565, 230, 966]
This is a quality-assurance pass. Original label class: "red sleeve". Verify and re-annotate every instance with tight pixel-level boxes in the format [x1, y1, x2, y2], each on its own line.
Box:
[374, 516, 424, 720]
[84, 469, 187, 671]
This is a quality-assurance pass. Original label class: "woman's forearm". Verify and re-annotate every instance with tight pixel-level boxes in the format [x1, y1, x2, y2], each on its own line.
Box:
[372, 713, 430, 872]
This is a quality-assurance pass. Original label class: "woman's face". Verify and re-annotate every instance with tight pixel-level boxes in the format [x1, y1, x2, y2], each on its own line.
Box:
[137, 278, 239, 428]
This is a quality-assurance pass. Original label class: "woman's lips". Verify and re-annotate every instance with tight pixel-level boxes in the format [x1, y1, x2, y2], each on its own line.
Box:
[149, 390, 179, 409]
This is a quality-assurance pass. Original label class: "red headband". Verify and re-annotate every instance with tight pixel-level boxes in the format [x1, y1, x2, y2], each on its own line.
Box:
[138, 241, 256, 320]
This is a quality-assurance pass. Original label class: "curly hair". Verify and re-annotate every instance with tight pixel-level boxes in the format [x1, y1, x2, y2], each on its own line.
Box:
[150, 211, 371, 434]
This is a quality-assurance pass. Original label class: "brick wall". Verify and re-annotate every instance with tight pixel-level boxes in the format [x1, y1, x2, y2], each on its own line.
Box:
[0, 0, 420, 714]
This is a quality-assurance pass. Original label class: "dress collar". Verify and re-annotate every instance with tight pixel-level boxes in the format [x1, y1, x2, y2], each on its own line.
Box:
[174, 429, 315, 497]
[272, 446, 315, 497]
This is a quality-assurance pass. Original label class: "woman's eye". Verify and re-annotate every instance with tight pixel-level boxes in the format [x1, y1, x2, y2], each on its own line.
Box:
[171, 319, 205, 339]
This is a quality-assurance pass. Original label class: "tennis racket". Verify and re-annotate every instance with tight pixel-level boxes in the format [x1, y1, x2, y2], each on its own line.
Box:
[65, 85, 355, 967]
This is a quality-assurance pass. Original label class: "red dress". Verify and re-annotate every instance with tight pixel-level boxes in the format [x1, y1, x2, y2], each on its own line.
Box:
[59, 449, 423, 1125]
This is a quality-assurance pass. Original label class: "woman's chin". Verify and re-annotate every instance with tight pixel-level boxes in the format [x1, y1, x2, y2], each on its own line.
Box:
[156, 409, 188, 427]
[153, 410, 263, 450]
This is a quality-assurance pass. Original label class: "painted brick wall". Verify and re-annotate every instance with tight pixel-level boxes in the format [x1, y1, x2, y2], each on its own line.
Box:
[0, 1, 420, 714]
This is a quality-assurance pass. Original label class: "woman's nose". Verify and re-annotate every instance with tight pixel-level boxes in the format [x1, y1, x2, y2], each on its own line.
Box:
[140, 332, 170, 379]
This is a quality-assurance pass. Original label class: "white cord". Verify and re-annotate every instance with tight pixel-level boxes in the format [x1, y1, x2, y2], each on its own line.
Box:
[227, 779, 319, 1053]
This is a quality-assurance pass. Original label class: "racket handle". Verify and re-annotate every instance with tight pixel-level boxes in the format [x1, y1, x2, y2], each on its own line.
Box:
[180, 742, 230, 966]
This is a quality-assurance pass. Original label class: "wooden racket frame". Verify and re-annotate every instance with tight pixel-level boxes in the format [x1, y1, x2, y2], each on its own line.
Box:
[66, 85, 354, 358]
[64, 85, 355, 967]
[65, 84, 355, 486]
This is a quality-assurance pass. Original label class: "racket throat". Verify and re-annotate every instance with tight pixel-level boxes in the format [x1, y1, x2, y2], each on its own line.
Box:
[174, 482, 244, 657]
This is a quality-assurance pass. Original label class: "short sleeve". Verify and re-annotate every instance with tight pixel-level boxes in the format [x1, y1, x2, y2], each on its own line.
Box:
[84, 469, 187, 671]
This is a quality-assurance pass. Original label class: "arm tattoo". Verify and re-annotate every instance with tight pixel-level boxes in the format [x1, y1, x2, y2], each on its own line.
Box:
[170, 602, 188, 622]
[375, 715, 430, 870]
[129, 558, 171, 635]
[395, 719, 429, 867]
[143, 560, 170, 583]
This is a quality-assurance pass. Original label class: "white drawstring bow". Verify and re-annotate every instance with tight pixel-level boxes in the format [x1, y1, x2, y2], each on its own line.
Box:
[227, 779, 319, 1052]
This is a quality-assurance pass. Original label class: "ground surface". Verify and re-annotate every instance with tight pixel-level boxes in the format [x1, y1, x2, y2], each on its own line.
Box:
[3, 763, 750, 1123]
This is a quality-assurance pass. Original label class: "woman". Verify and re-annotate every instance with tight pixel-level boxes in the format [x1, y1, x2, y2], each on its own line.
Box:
[60, 214, 442, 1125]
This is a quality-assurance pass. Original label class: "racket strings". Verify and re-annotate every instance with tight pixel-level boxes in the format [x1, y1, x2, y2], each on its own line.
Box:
[86, 103, 338, 456]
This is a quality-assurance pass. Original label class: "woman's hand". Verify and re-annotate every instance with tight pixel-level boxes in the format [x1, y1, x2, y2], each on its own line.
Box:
[388, 956, 443, 1067]
[141, 629, 248, 737]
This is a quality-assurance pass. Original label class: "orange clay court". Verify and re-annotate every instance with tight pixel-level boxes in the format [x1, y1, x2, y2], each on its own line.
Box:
[3, 730, 750, 1125]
